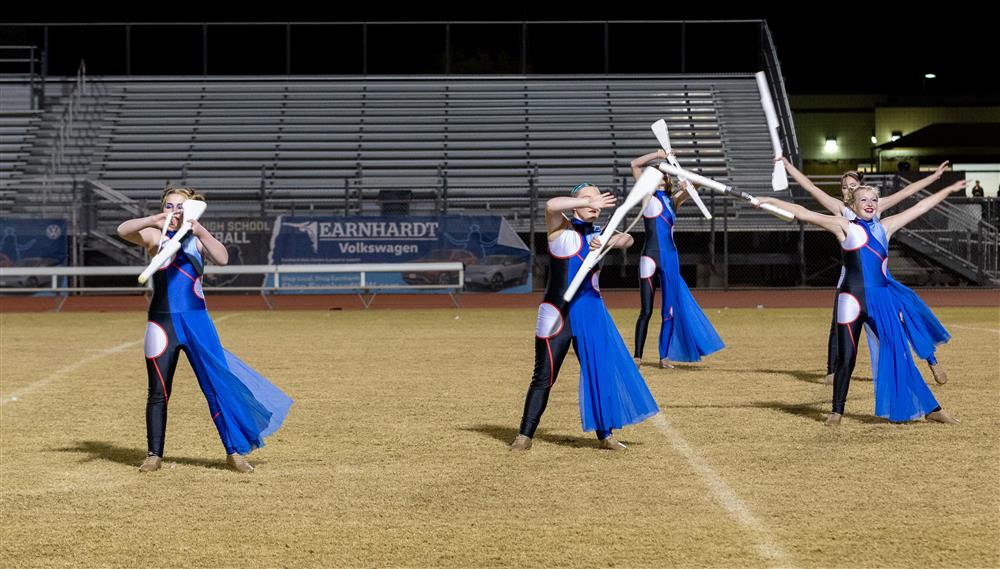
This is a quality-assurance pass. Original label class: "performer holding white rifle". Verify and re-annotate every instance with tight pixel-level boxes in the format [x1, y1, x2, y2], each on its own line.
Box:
[511, 181, 660, 451]
[117, 187, 292, 473]
[630, 150, 725, 369]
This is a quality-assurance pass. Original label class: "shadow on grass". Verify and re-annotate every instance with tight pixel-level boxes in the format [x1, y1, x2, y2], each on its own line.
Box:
[750, 401, 886, 425]
[750, 368, 830, 384]
[464, 424, 639, 450]
[647, 365, 874, 386]
[664, 396, 881, 425]
[56, 441, 230, 471]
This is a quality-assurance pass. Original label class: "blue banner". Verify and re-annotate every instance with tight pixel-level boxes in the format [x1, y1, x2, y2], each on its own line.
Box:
[268, 216, 531, 293]
[0, 219, 68, 288]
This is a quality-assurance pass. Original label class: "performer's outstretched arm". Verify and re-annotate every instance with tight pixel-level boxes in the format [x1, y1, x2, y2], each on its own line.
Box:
[878, 161, 951, 213]
[881, 180, 968, 238]
[779, 156, 844, 216]
[756, 196, 848, 240]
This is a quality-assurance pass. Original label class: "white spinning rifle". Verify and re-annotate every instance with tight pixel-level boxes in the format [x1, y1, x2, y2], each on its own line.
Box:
[754, 71, 789, 191]
[650, 119, 712, 220]
[656, 163, 795, 222]
[138, 200, 208, 284]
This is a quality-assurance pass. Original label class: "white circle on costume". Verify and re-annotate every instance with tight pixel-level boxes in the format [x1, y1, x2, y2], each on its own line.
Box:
[639, 256, 657, 279]
[535, 302, 564, 339]
[193, 277, 205, 299]
[836, 266, 846, 289]
[881, 258, 889, 278]
[548, 230, 582, 259]
[841, 223, 868, 251]
[643, 196, 664, 218]
[144, 322, 168, 359]
[591, 271, 601, 292]
[836, 293, 861, 324]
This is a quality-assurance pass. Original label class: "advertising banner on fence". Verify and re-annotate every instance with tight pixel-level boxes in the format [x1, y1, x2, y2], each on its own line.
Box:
[268, 216, 531, 293]
[0, 219, 67, 288]
[199, 218, 275, 288]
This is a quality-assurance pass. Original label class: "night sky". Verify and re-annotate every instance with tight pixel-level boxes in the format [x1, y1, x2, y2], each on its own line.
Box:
[3, 3, 996, 97]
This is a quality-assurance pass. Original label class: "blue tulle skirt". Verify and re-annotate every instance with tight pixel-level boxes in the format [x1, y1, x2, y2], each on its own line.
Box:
[660, 268, 725, 362]
[570, 293, 660, 433]
[174, 311, 293, 454]
[886, 278, 950, 360]
[864, 287, 940, 422]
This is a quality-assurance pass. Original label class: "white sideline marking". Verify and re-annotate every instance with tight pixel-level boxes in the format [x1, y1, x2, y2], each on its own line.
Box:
[650, 414, 797, 569]
[949, 324, 1000, 334]
[3, 313, 241, 406]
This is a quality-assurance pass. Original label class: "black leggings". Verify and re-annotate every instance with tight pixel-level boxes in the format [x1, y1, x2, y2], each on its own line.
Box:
[831, 311, 939, 416]
[518, 317, 611, 440]
[831, 314, 871, 415]
[144, 315, 233, 456]
[634, 271, 658, 359]
[634, 269, 675, 360]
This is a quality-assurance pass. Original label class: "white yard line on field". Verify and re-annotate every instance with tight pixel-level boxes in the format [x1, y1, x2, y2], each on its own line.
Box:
[650, 413, 798, 569]
[3, 313, 242, 406]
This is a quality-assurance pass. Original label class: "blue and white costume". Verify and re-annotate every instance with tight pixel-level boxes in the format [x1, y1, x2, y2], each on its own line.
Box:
[826, 207, 949, 375]
[143, 231, 292, 457]
[518, 218, 659, 439]
[633, 190, 724, 362]
[830, 219, 942, 421]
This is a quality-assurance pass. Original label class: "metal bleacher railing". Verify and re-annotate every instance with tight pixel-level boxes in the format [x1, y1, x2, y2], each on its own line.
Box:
[0, 262, 464, 310]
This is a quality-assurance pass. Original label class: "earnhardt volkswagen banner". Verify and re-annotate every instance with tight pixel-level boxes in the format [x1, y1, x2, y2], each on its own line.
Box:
[267, 216, 531, 293]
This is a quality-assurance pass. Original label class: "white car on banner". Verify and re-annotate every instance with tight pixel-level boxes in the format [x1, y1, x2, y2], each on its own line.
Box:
[464, 254, 530, 291]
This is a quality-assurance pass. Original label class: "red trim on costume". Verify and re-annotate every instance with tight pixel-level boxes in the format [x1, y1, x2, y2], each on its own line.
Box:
[152, 359, 169, 404]
[212, 411, 221, 420]
[863, 243, 885, 261]
[843, 323, 858, 353]
[546, 338, 555, 387]
[172, 263, 197, 282]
